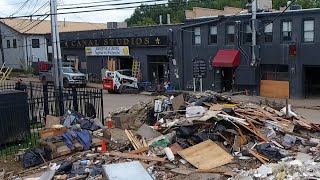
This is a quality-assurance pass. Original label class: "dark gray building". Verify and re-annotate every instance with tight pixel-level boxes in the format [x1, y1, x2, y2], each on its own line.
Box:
[58, 24, 183, 89]
[181, 8, 320, 98]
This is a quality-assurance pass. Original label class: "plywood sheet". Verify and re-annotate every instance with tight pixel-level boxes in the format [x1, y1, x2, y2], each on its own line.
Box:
[260, 80, 289, 98]
[177, 140, 233, 170]
[172, 94, 185, 111]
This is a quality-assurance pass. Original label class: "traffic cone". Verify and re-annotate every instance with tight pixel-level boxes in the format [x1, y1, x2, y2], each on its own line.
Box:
[101, 140, 107, 152]
[107, 113, 113, 129]
[154, 122, 159, 129]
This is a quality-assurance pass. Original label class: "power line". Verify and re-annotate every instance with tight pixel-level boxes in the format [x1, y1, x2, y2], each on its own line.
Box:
[258, 0, 295, 31]
[0, 1, 26, 7]
[12, 1, 49, 29]
[0, 1, 170, 19]
[0, 0, 203, 20]
[180, 8, 246, 33]
[71, 14, 103, 29]
[58, 0, 166, 10]
[15, 2, 50, 30]
[59, 0, 124, 7]
[9, 0, 31, 17]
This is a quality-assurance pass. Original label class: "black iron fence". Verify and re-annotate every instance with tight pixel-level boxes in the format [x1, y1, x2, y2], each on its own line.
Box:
[0, 83, 104, 155]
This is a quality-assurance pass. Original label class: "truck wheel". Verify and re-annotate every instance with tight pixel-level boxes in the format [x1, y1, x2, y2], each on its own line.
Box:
[41, 77, 47, 85]
[63, 78, 69, 88]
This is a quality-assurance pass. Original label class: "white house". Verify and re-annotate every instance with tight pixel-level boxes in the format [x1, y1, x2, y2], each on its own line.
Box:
[0, 18, 107, 69]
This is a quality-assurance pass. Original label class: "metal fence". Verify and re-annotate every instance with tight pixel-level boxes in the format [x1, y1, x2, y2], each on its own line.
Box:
[0, 83, 104, 155]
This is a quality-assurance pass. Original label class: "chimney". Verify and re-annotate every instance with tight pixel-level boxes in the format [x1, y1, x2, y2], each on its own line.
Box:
[167, 14, 171, 24]
[159, 15, 163, 25]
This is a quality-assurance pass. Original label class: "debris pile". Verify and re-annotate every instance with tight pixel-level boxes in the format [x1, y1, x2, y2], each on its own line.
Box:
[5, 91, 320, 179]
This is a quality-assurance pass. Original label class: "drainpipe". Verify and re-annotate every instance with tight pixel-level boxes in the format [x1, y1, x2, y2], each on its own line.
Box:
[0, 24, 4, 64]
[25, 37, 29, 69]
[251, 0, 257, 66]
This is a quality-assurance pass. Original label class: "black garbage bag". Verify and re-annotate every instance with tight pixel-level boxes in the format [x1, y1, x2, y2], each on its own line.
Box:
[194, 96, 217, 106]
[222, 108, 236, 116]
[56, 161, 73, 174]
[191, 132, 219, 144]
[256, 143, 284, 160]
[176, 126, 198, 138]
[23, 147, 48, 168]
[176, 137, 191, 149]
[85, 102, 96, 118]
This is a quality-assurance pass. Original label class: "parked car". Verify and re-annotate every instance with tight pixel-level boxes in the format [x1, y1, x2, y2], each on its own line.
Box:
[39, 67, 87, 87]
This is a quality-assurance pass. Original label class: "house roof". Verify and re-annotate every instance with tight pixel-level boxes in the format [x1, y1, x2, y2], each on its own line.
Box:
[0, 18, 107, 34]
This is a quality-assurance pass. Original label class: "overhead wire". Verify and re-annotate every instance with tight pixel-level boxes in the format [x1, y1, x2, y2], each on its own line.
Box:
[1, 2, 50, 38]
[0, 1, 26, 7]
[179, 8, 246, 33]
[12, 0, 48, 29]
[0, 0, 202, 19]
[70, 14, 104, 29]
[57, 0, 167, 10]
[9, 0, 31, 17]
[59, 0, 124, 7]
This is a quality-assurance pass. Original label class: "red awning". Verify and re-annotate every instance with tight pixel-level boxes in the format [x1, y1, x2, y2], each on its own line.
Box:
[212, 50, 240, 67]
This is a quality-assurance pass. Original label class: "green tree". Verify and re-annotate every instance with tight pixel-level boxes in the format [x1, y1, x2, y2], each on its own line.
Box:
[125, 0, 320, 27]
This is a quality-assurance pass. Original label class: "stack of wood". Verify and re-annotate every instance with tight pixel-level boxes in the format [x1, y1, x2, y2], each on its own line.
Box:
[125, 129, 149, 155]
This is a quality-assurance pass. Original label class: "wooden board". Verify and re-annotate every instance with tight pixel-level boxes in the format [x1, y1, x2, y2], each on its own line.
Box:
[177, 140, 233, 170]
[260, 80, 289, 98]
[172, 94, 185, 111]
[108, 151, 166, 162]
[40, 128, 67, 139]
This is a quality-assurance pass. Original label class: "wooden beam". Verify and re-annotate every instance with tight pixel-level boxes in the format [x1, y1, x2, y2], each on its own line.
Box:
[108, 151, 166, 162]
[245, 148, 267, 164]
[128, 147, 149, 154]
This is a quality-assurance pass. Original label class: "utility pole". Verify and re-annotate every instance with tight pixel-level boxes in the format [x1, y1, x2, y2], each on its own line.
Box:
[251, 0, 257, 66]
[50, 0, 63, 88]
[53, 0, 63, 88]
[50, 0, 59, 88]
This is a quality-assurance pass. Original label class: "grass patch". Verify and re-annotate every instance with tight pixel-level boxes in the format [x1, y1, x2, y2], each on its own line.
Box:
[0, 132, 40, 156]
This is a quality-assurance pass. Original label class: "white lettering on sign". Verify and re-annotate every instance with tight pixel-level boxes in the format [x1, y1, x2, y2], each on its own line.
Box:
[85, 46, 130, 56]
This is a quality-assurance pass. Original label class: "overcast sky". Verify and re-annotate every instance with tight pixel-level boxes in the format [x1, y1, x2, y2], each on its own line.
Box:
[0, 0, 166, 23]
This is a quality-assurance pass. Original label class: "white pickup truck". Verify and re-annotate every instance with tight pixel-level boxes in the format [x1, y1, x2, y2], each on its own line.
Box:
[39, 67, 87, 87]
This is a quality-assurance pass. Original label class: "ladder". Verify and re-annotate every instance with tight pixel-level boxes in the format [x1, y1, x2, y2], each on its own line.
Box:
[0, 63, 13, 82]
[132, 60, 141, 80]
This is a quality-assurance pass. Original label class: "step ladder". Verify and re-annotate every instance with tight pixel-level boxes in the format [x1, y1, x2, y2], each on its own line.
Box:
[132, 60, 141, 80]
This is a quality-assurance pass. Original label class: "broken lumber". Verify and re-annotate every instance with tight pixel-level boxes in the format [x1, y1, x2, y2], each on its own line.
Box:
[245, 148, 267, 164]
[108, 151, 166, 162]
[217, 114, 249, 126]
[128, 147, 149, 154]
